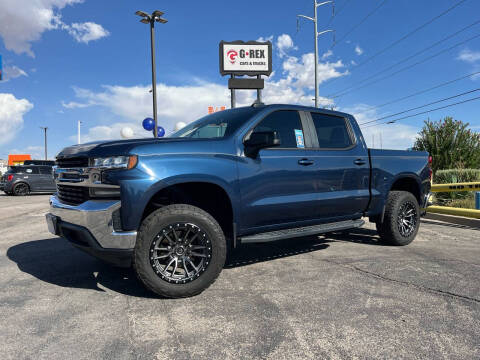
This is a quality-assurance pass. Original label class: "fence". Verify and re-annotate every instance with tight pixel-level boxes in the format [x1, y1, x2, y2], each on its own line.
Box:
[426, 182, 480, 219]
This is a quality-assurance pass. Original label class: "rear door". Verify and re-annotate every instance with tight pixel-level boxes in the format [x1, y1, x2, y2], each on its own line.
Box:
[237, 110, 318, 231]
[303, 111, 370, 219]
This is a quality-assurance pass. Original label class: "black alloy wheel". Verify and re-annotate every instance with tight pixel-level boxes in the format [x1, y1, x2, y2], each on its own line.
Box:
[149, 222, 212, 284]
[13, 183, 29, 196]
[397, 201, 418, 238]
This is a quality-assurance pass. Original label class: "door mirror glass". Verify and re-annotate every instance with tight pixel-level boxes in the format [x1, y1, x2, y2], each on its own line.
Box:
[244, 131, 281, 158]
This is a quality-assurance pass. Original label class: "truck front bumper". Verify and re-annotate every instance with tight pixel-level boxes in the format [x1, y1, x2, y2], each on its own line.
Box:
[46, 195, 137, 267]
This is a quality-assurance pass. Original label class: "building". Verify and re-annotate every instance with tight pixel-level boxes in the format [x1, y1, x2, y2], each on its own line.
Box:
[8, 154, 31, 166]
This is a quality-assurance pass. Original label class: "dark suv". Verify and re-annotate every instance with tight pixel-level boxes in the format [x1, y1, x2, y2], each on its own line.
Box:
[0, 165, 55, 196]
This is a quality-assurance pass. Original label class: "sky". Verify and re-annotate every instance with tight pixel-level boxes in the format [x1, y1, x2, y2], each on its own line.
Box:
[1, 0, 480, 159]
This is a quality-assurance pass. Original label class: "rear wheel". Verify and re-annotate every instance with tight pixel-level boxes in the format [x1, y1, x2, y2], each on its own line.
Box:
[376, 191, 420, 246]
[13, 183, 29, 196]
[133, 204, 226, 298]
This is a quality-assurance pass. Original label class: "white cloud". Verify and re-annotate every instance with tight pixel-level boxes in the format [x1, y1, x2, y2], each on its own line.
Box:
[457, 48, 480, 80]
[354, 45, 363, 56]
[256, 35, 273, 43]
[0, 93, 34, 145]
[457, 48, 480, 63]
[282, 53, 348, 89]
[63, 22, 109, 44]
[276, 34, 297, 57]
[0, 0, 108, 56]
[2, 65, 28, 81]
[321, 50, 333, 60]
[62, 100, 94, 109]
[343, 104, 419, 149]
[8, 145, 45, 160]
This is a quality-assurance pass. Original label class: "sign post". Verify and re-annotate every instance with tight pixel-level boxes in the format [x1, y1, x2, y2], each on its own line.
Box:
[219, 41, 272, 108]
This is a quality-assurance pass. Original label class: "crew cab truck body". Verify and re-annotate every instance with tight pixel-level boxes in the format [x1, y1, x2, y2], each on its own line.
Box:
[46, 104, 431, 298]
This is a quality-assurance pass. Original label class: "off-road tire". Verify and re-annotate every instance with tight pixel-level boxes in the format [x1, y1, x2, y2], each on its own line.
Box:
[13, 183, 30, 196]
[376, 191, 420, 246]
[133, 204, 226, 298]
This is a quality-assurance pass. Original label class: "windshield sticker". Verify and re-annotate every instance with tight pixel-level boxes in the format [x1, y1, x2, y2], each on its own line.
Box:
[294, 129, 305, 148]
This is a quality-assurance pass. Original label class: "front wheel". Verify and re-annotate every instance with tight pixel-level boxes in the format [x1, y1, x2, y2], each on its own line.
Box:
[133, 204, 226, 298]
[376, 191, 420, 246]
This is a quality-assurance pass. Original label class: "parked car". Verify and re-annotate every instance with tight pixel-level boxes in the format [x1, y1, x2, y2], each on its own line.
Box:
[1, 165, 55, 195]
[46, 104, 431, 298]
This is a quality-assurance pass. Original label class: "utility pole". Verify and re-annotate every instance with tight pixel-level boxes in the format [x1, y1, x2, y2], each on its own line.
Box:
[135, 10, 168, 138]
[77, 120, 82, 144]
[298, 1, 334, 108]
[40, 127, 48, 160]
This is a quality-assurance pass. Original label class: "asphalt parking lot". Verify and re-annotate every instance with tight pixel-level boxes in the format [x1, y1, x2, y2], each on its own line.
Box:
[1, 194, 479, 359]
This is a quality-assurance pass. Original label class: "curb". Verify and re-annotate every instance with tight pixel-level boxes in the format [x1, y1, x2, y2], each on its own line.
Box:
[424, 212, 480, 229]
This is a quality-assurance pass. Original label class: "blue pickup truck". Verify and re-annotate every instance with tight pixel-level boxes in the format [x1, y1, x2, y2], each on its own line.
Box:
[46, 104, 431, 298]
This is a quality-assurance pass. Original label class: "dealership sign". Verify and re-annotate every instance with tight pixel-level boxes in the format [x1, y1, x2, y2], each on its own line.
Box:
[219, 41, 272, 76]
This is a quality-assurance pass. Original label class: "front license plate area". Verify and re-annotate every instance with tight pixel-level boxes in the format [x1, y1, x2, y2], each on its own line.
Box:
[46, 214, 59, 235]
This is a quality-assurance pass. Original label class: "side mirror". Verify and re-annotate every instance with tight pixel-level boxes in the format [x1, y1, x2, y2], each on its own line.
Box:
[244, 131, 281, 158]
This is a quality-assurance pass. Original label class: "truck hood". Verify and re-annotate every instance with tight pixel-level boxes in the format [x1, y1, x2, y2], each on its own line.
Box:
[56, 137, 198, 159]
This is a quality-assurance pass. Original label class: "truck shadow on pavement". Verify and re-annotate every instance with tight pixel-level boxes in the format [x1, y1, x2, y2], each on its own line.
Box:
[7, 228, 381, 297]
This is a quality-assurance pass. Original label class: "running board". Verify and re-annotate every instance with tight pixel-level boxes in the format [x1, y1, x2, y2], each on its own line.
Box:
[240, 219, 365, 244]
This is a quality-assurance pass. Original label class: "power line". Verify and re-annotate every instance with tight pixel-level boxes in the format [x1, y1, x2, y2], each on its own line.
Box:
[361, 95, 480, 128]
[354, 70, 480, 115]
[352, 0, 468, 69]
[359, 88, 480, 126]
[329, 32, 480, 98]
[329, 19, 480, 96]
[322, 0, 468, 88]
[331, 0, 388, 48]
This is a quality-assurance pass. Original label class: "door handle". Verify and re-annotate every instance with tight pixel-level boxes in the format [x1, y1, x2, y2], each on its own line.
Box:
[298, 158, 314, 166]
[354, 159, 366, 166]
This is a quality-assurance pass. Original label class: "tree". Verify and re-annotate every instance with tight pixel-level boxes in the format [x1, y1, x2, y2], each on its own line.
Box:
[413, 117, 480, 173]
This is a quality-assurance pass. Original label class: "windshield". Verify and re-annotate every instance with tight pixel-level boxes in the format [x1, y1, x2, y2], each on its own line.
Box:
[171, 107, 262, 139]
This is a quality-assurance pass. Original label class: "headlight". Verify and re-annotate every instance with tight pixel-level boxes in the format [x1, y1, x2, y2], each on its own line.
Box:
[92, 155, 137, 169]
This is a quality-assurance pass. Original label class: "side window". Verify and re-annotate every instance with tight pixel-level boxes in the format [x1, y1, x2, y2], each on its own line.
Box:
[310, 113, 353, 149]
[252, 110, 304, 149]
[39, 167, 52, 175]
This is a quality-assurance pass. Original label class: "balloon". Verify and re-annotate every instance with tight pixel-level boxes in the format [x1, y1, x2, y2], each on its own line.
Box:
[154, 126, 165, 137]
[120, 127, 134, 139]
[174, 121, 187, 131]
[142, 117, 154, 131]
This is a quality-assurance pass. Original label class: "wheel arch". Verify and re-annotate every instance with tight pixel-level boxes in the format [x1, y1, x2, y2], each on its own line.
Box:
[139, 179, 236, 241]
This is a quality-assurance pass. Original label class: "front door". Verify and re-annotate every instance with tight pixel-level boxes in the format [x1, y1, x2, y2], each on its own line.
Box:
[38, 166, 55, 191]
[237, 110, 318, 232]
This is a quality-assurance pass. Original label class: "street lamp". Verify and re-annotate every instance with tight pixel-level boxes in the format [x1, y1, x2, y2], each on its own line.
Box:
[135, 10, 168, 138]
[40, 127, 48, 160]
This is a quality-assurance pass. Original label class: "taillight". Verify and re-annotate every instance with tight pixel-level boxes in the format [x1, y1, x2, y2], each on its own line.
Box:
[7, 174, 13, 182]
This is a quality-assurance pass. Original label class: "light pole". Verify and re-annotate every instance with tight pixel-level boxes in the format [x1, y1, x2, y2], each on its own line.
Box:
[40, 127, 48, 160]
[77, 120, 82, 144]
[135, 10, 168, 138]
[298, 1, 334, 108]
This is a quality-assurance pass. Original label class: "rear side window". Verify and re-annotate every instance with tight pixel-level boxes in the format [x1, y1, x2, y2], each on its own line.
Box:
[39, 167, 52, 175]
[252, 110, 304, 149]
[23, 167, 39, 174]
[310, 113, 353, 149]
